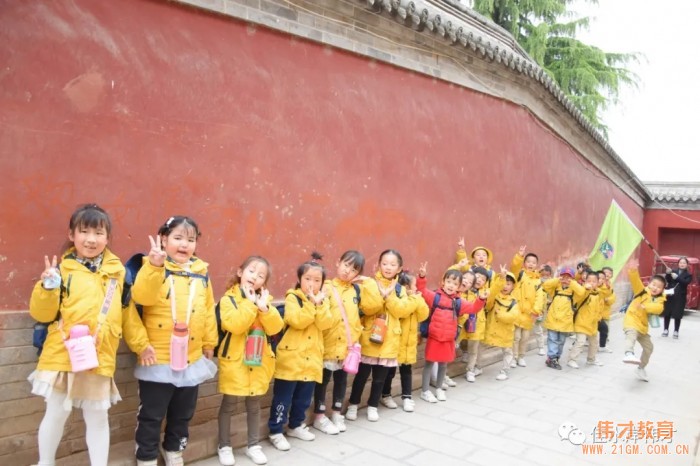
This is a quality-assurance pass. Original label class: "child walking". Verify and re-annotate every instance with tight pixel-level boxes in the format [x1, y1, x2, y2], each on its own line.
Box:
[29, 204, 154, 466]
[482, 267, 520, 381]
[380, 271, 429, 412]
[132, 216, 219, 466]
[312, 251, 365, 434]
[347, 249, 413, 422]
[622, 260, 666, 381]
[417, 263, 484, 400]
[510, 247, 546, 368]
[216, 256, 283, 466]
[267, 254, 333, 451]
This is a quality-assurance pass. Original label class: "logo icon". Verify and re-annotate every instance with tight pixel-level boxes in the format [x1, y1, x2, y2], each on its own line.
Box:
[559, 422, 587, 445]
[599, 240, 614, 260]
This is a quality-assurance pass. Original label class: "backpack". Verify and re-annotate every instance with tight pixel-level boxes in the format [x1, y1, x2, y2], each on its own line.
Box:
[214, 295, 236, 358]
[420, 292, 462, 339]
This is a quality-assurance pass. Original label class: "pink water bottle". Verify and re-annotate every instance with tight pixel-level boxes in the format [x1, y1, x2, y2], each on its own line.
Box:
[244, 327, 265, 367]
[64, 324, 99, 372]
[170, 322, 189, 371]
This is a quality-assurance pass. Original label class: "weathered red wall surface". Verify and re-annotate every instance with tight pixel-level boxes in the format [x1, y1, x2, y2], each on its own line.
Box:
[641, 210, 700, 274]
[0, 0, 644, 310]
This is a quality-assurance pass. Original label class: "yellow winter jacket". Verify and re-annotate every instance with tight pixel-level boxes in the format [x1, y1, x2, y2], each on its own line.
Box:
[217, 285, 283, 396]
[29, 249, 149, 377]
[623, 269, 666, 335]
[483, 276, 519, 348]
[542, 278, 587, 333]
[131, 258, 217, 366]
[458, 289, 487, 342]
[358, 272, 415, 359]
[571, 283, 601, 336]
[599, 284, 617, 320]
[274, 289, 333, 383]
[322, 279, 363, 361]
[397, 293, 429, 364]
[510, 254, 546, 330]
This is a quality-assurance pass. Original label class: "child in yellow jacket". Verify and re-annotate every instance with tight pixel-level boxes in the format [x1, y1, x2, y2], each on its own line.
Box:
[312, 251, 365, 434]
[216, 256, 283, 466]
[483, 267, 520, 381]
[566, 271, 603, 369]
[267, 254, 333, 451]
[29, 204, 152, 466]
[380, 271, 429, 412]
[458, 267, 490, 383]
[347, 249, 414, 423]
[597, 268, 616, 353]
[510, 247, 546, 368]
[622, 260, 666, 381]
[131, 216, 218, 466]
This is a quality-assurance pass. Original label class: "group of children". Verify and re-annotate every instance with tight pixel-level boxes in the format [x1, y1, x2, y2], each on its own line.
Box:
[28, 205, 668, 466]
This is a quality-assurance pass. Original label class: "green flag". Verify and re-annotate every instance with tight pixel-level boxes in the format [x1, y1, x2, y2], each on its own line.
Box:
[588, 200, 643, 282]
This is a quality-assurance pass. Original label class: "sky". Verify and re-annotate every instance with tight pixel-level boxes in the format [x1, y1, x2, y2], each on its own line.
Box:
[572, 0, 700, 182]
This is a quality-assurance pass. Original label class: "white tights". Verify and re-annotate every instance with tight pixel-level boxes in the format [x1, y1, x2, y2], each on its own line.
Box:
[36, 391, 110, 466]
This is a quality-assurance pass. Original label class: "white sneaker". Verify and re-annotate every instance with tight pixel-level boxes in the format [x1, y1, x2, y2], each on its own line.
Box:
[345, 404, 358, 421]
[287, 423, 315, 441]
[402, 398, 415, 412]
[473, 367, 483, 376]
[420, 390, 438, 403]
[435, 388, 447, 401]
[218, 446, 235, 466]
[160, 447, 184, 466]
[313, 415, 340, 435]
[598, 347, 613, 353]
[268, 433, 290, 451]
[538, 348, 546, 356]
[430, 378, 448, 390]
[509, 359, 517, 368]
[623, 352, 641, 365]
[444, 375, 457, 387]
[137, 461, 158, 466]
[245, 446, 267, 465]
[465, 371, 476, 383]
[517, 358, 527, 367]
[636, 367, 649, 382]
[586, 359, 604, 366]
[380, 396, 398, 409]
[567, 360, 579, 369]
[495, 370, 508, 381]
[366, 406, 379, 422]
[330, 412, 346, 432]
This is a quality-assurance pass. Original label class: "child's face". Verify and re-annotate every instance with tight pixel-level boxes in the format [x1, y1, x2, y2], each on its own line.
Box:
[379, 253, 402, 280]
[162, 224, 197, 264]
[540, 269, 552, 280]
[407, 277, 418, 296]
[474, 273, 487, 289]
[585, 274, 598, 289]
[69, 223, 109, 260]
[597, 273, 606, 287]
[336, 260, 360, 283]
[524, 256, 538, 272]
[442, 276, 462, 295]
[238, 260, 268, 291]
[560, 274, 572, 287]
[502, 279, 515, 294]
[604, 269, 613, 280]
[648, 278, 665, 296]
[460, 274, 475, 292]
[301, 266, 324, 295]
[473, 249, 488, 266]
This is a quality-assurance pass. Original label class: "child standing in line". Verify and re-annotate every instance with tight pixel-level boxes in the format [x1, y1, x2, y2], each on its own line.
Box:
[380, 271, 429, 412]
[29, 204, 154, 466]
[312, 251, 365, 434]
[454, 237, 494, 280]
[417, 263, 484, 401]
[566, 271, 603, 369]
[460, 267, 490, 382]
[267, 254, 333, 451]
[541, 267, 586, 370]
[622, 260, 666, 382]
[482, 267, 520, 381]
[216, 256, 283, 466]
[132, 216, 218, 466]
[510, 246, 546, 368]
[346, 249, 414, 422]
[597, 268, 616, 353]
[533, 265, 553, 356]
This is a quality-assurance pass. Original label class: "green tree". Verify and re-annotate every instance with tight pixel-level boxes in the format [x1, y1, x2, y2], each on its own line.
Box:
[472, 0, 639, 137]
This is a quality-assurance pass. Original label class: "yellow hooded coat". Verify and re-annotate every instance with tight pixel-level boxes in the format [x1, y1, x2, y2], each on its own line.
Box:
[510, 253, 546, 330]
[322, 279, 363, 361]
[623, 269, 666, 335]
[483, 275, 519, 348]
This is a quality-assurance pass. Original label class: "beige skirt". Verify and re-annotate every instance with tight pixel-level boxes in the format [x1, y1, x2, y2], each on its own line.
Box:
[29, 370, 121, 411]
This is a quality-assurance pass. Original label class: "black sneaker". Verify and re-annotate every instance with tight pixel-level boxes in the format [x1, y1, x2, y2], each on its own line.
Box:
[546, 357, 555, 369]
[551, 358, 562, 370]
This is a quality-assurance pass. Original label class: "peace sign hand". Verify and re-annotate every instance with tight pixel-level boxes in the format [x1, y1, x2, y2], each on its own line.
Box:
[41, 255, 58, 280]
[499, 264, 508, 278]
[518, 245, 527, 257]
[148, 235, 167, 267]
[457, 237, 465, 249]
[418, 261, 428, 278]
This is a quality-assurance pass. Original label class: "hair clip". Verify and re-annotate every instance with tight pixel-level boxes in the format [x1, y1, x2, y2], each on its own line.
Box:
[166, 216, 175, 227]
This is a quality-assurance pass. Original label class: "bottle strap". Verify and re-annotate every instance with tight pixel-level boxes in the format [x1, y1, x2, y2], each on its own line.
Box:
[331, 285, 353, 349]
[169, 275, 197, 326]
[59, 278, 118, 340]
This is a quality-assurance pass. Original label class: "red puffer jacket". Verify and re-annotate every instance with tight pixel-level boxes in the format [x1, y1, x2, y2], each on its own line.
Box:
[417, 277, 485, 342]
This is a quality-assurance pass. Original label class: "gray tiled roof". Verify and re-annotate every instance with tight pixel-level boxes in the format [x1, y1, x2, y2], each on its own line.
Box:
[646, 182, 700, 204]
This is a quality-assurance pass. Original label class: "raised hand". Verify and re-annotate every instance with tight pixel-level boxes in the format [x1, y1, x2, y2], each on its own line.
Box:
[628, 258, 639, 270]
[147, 235, 167, 267]
[242, 285, 257, 304]
[257, 288, 270, 311]
[499, 264, 508, 277]
[41, 255, 58, 280]
[518, 245, 527, 257]
[457, 237, 465, 249]
[139, 345, 157, 366]
[418, 261, 428, 277]
[457, 258, 469, 269]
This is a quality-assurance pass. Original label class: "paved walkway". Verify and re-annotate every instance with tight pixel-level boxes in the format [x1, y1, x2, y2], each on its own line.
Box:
[192, 313, 700, 466]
